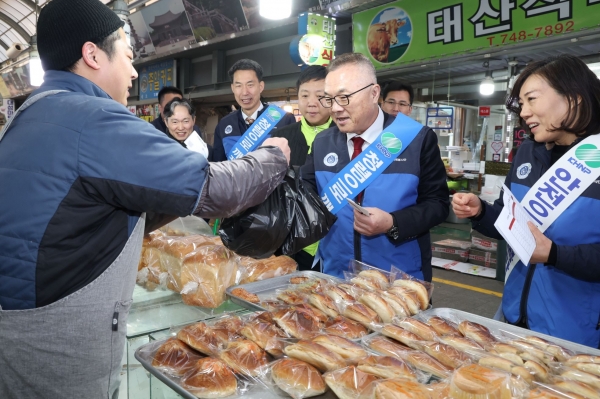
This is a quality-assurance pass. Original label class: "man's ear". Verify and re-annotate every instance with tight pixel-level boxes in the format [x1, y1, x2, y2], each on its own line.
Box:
[81, 42, 101, 70]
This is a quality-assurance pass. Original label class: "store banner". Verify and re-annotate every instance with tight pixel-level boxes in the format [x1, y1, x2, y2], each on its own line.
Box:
[139, 59, 176, 101]
[290, 13, 336, 67]
[353, 0, 600, 70]
[136, 104, 156, 122]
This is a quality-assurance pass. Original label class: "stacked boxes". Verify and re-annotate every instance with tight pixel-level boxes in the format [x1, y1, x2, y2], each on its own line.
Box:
[431, 239, 471, 262]
[469, 230, 498, 268]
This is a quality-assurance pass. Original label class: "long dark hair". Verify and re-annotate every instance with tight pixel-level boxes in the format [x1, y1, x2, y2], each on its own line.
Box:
[506, 54, 600, 138]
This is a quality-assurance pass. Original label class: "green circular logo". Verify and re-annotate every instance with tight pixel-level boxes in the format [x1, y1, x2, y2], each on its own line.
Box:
[268, 109, 281, 121]
[575, 144, 600, 168]
[381, 132, 402, 154]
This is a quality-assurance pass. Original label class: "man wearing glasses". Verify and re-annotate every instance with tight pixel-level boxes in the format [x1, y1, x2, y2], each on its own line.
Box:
[301, 53, 448, 282]
[380, 81, 414, 117]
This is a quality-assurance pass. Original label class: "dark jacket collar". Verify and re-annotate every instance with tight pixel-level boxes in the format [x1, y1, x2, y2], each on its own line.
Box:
[32, 70, 113, 100]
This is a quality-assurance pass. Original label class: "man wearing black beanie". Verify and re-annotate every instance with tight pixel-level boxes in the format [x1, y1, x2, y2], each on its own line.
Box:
[0, 0, 290, 398]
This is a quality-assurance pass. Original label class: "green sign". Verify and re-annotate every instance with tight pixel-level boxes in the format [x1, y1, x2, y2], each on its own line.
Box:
[353, 0, 600, 69]
[290, 13, 336, 67]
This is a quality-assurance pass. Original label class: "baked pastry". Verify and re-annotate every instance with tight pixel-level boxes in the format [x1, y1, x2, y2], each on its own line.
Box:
[219, 340, 268, 377]
[180, 245, 238, 308]
[325, 285, 356, 303]
[357, 355, 417, 381]
[238, 255, 297, 285]
[290, 276, 310, 284]
[573, 362, 600, 377]
[177, 322, 228, 356]
[284, 340, 347, 372]
[386, 287, 421, 315]
[370, 379, 431, 399]
[358, 269, 390, 288]
[392, 279, 429, 310]
[508, 340, 554, 365]
[381, 324, 423, 350]
[312, 334, 368, 364]
[351, 276, 381, 291]
[343, 302, 382, 328]
[492, 343, 519, 355]
[523, 335, 574, 362]
[419, 342, 471, 369]
[308, 292, 339, 318]
[358, 291, 395, 323]
[523, 360, 549, 383]
[160, 235, 217, 291]
[277, 290, 307, 305]
[458, 321, 497, 347]
[450, 364, 511, 399]
[295, 303, 329, 324]
[395, 318, 438, 341]
[324, 366, 379, 399]
[230, 287, 259, 304]
[324, 316, 368, 339]
[180, 357, 237, 398]
[271, 358, 326, 398]
[272, 307, 321, 340]
[510, 366, 533, 385]
[151, 338, 199, 376]
[555, 380, 600, 399]
[212, 316, 243, 334]
[528, 387, 585, 399]
[438, 336, 484, 352]
[429, 382, 451, 399]
[404, 351, 453, 379]
[239, 319, 287, 357]
[566, 355, 600, 365]
[427, 316, 461, 337]
[561, 369, 600, 390]
[479, 356, 515, 373]
[380, 291, 410, 318]
[497, 352, 524, 366]
[366, 336, 411, 359]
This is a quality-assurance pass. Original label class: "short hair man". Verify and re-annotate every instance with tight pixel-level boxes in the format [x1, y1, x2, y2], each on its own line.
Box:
[380, 81, 414, 117]
[271, 65, 334, 270]
[0, 0, 289, 396]
[301, 53, 449, 281]
[212, 59, 297, 161]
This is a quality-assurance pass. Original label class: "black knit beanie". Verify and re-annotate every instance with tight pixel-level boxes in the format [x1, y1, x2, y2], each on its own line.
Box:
[37, 0, 125, 71]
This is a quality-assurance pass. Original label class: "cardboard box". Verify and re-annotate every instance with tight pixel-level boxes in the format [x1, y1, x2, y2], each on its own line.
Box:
[432, 239, 471, 262]
[471, 230, 498, 252]
[469, 248, 497, 268]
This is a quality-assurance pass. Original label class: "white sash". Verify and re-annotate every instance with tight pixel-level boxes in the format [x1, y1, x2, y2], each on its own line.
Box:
[504, 135, 600, 280]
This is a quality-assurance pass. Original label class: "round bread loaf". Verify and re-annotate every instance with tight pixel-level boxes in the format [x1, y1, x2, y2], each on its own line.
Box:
[239, 319, 287, 357]
[181, 357, 237, 398]
[176, 322, 226, 357]
[219, 340, 268, 377]
[271, 358, 326, 398]
[357, 355, 417, 381]
[450, 364, 511, 399]
[151, 338, 199, 376]
[324, 366, 379, 399]
[283, 340, 347, 372]
[312, 334, 368, 364]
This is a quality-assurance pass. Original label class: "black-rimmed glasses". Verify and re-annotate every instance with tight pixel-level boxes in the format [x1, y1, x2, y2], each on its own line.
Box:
[318, 83, 374, 108]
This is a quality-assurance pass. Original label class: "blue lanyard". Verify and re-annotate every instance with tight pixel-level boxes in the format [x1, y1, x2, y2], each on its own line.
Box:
[227, 105, 286, 160]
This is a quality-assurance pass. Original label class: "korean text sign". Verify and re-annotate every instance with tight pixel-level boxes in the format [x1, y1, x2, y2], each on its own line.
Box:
[139, 59, 175, 100]
[353, 0, 600, 69]
[290, 13, 336, 67]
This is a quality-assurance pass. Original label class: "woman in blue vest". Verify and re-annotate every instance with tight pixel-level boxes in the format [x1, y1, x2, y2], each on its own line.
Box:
[452, 55, 600, 348]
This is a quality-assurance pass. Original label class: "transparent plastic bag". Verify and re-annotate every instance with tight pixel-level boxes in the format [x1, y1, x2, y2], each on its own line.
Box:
[323, 365, 380, 399]
[356, 355, 420, 382]
[180, 357, 250, 399]
[160, 215, 214, 237]
[267, 357, 327, 399]
[323, 316, 369, 340]
[357, 378, 432, 399]
[149, 337, 202, 377]
[448, 364, 514, 399]
[218, 339, 270, 377]
[390, 266, 433, 311]
[348, 260, 398, 288]
[236, 255, 298, 285]
[271, 306, 323, 340]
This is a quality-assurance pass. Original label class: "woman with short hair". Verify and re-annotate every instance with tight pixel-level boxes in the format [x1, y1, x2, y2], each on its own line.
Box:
[163, 97, 210, 160]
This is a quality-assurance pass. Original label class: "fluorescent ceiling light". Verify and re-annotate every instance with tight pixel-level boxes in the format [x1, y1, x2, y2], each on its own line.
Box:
[260, 0, 292, 20]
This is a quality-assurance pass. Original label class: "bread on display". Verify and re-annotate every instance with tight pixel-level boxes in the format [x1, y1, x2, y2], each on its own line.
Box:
[403, 351, 453, 379]
[272, 307, 322, 340]
[395, 318, 439, 341]
[308, 292, 340, 318]
[324, 365, 379, 399]
[312, 334, 368, 364]
[366, 336, 411, 359]
[381, 324, 423, 350]
[449, 364, 512, 399]
[419, 342, 471, 369]
[357, 291, 395, 323]
[342, 302, 382, 328]
[230, 287, 260, 304]
[427, 316, 461, 337]
[357, 355, 418, 381]
[369, 379, 431, 399]
[218, 339, 268, 377]
[180, 357, 238, 399]
[392, 279, 429, 310]
[239, 319, 288, 357]
[176, 322, 228, 357]
[458, 321, 497, 347]
[283, 340, 347, 372]
[323, 316, 368, 339]
[357, 269, 390, 288]
[271, 358, 326, 399]
[438, 336, 484, 352]
[151, 338, 200, 376]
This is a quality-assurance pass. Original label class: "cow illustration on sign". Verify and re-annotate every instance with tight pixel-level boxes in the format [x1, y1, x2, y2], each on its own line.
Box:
[367, 7, 412, 64]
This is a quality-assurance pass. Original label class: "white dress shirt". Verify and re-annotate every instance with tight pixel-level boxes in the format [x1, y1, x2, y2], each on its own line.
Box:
[346, 108, 384, 158]
[242, 103, 264, 123]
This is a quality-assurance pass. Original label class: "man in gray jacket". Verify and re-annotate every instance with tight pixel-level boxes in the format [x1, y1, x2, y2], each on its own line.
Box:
[0, 0, 289, 398]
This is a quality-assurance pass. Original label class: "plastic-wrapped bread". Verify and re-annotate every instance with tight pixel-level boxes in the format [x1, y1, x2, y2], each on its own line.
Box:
[237, 255, 297, 284]
[357, 355, 418, 381]
[326, 284, 356, 303]
[308, 292, 339, 318]
[386, 287, 421, 315]
[177, 322, 229, 357]
[523, 360, 549, 383]
[522, 335, 574, 362]
[458, 321, 497, 347]
[230, 287, 260, 304]
[438, 336, 484, 352]
[324, 316, 368, 340]
[427, 316, 461, 337]
[365, 336, 411, 359]
[561, 368, 600, 390]
[566, 355, 600, 365]
[271, 358, 326, 399]
[160, 235, 217, 291]
[342, 302, 382, 329]
[151, 338, 200, 376]
[179, 245, 238, 308]
[380, 291, 411, 318]
[528, 386, 586, 399]
[572, 362, 600, 377]
[272, 307, 321, 340]
[395, 318, 438, 341]
[357, 269, 390, 288]
[392, 279, 429, 310]
[351, 276, 381, 291]
[357, 291, 395, 323]
[180, 357, 238, 398]
[419, 342, 471, 369]
[403, 351, 453, 379]
[283, 340, 347, 372]
[239, 318, 288, 357]
[296, 303, 329, 324]
[312, 334, 368, 365]
[277, 290, 307, 306]
[381, 324, 423, 350]
[555, 380, 600, 399]
[449, 364, 512, 399]
[219, 340, 268, 377]
[323, 366, 379, 399]
[366, 379, 431, 399]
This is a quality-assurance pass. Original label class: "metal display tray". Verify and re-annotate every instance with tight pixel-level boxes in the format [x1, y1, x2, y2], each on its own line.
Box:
[365, 307, 600, 356]
[226, 271, 343, 312]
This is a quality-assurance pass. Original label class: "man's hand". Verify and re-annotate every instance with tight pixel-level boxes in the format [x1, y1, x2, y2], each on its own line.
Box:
[262, 137, 291, 165]
[353, 207, 394, 236]
[528, 221, 552, 264]
[452, 193, 482, 218]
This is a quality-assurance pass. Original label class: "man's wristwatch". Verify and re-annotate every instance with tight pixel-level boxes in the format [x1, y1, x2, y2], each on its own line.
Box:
[386, 215, 399, 240]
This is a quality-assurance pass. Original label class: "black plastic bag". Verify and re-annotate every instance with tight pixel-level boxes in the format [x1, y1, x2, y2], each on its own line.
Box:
[219, 168, 336, 258]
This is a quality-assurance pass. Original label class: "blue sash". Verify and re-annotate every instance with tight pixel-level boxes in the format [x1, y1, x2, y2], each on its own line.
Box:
[320, 114, 423, 214]
[227, 105, 287, 160]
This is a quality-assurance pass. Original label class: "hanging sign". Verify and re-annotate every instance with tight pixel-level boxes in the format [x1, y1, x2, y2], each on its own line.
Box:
[290, 13, 336, 67]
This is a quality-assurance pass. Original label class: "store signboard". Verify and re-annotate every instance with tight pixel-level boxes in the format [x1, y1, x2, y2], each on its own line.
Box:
[290, 13, 336, 67]
[353, 0, 600, 70]
[136, 104, 156, 122]
[138, 59, 176, 100]
[479, 106, 491, 117]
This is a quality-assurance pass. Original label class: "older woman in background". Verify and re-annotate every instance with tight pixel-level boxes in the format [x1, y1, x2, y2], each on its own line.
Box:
[453, 55, 600, 348]
[163, 97, 211, 160]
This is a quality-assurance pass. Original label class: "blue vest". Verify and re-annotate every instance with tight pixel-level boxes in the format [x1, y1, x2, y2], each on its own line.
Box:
[504, 140, 600, 348]
[313, 116, 429, 280]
